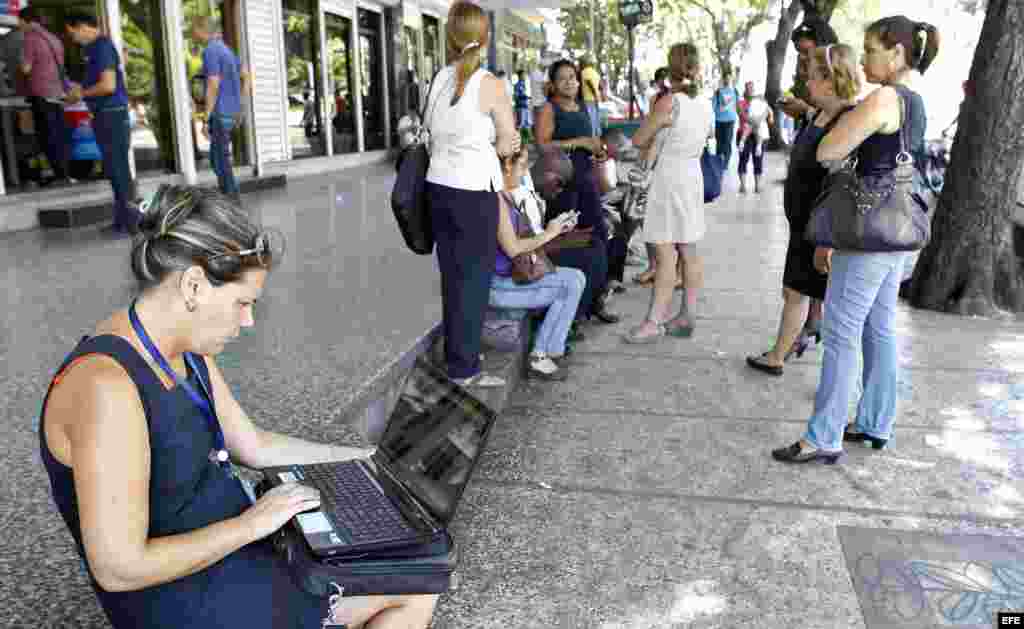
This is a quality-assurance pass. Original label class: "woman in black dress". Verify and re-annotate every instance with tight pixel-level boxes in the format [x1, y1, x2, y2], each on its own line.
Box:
[747, 43, 862, 376]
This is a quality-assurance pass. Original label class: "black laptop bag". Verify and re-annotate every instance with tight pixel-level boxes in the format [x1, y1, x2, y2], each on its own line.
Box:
[261, 486, 458, 597]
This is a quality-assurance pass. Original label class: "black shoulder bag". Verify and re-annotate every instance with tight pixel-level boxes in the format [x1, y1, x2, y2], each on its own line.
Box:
[805, 89, 930, 252]
[390, 70, 445, 255]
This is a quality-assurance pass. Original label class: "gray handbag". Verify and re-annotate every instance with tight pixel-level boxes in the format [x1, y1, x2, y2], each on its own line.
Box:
[805, 89, 930, 252]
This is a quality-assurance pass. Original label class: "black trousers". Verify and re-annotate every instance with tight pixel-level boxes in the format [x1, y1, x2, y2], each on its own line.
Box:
[738, 135, 765, 176]
[606, 214, 641, 284]
[29, 96, 67, 180]
[428, 182, 499, 379]
[548, 239, 608, 320]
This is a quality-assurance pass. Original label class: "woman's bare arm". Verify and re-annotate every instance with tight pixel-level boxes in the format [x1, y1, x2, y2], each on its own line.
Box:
[631, 93, 673, 150]
[818, 86, 900, 162]
[482, 74, 519, 156]
[61, 358, 256, 593]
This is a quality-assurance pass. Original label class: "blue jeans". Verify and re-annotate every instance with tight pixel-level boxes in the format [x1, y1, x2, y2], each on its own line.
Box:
[92, 108, 136, 230]
[489, 267, 585, 356]
[804, 251, 907, 452]
[209, 114, 239, 197]
[715, 120, 736, 168]
[585, 102, 600, 136]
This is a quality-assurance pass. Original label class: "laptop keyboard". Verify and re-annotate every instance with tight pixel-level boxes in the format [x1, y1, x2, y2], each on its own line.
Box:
[305, 462, 418, 544]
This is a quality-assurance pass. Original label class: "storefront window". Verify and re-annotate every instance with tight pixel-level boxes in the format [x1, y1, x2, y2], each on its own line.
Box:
[184, 0, 250, 172]
[358, 8, 384, 151]
[324, 13, 355, 155]
[283, 0, 324, 159]
[402, 25, 420, 114]
[423, 16, 439, 81]
[121, 0, 178, 175]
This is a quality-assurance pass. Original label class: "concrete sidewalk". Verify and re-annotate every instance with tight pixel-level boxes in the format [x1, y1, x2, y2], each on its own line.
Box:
[1, 159, 1021, 628]
[432, 161, 1024, 628]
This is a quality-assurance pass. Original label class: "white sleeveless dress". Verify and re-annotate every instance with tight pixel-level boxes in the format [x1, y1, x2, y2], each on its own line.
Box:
[642, 93, 714, 244]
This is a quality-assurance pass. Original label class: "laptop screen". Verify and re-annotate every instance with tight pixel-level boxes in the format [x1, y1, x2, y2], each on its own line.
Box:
[375, 357, 498, 524]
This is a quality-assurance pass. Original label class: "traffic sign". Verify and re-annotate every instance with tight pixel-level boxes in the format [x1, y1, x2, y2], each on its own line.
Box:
[618, 0, 653, 27]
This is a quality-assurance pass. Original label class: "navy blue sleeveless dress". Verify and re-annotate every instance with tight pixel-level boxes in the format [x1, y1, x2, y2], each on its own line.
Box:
[40, 335, 329, 628]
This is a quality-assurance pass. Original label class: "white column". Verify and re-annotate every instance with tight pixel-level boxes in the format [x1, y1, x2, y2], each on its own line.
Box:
[379, 11, 390, 150]
[317, 0, 334, 156]
[163, 0, 198, 185]
[104, 0, 137, 181]
[352, 1, 365, 152]
[239, 0, 260, 175]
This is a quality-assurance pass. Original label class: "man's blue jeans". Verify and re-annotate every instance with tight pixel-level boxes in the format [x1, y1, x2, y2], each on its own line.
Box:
[92, 108, 136, 230]
[804, 251, 907, 452]
[209, 114, 239, 197]
[489, 267, 585, 356]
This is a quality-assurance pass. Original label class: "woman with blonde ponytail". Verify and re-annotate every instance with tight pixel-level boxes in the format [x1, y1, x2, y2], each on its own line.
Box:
[425, 1, 520, 387]
[624, 42, 713, 343]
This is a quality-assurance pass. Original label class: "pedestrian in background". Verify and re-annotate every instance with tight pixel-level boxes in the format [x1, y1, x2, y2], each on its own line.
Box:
[64, 12, 138, 235]
[192, 16, 249, 199]
[425, 1, 520, 387]
[579, 56, 601, 136]
[711, 66, 739, 168]
[20, 7, 70, 187]
[773, 17, 939, 463]
[736, 81, 773, 194]
[529, 62, 547, 124]
[514, 68, 531, 142]
[780, 17, 839, 133]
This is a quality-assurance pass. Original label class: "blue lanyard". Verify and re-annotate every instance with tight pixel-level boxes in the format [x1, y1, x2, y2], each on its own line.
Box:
[128, 300, 231, 469]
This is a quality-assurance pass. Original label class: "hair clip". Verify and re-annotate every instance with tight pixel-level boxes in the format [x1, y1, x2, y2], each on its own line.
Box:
[824, 44, 834, 75]
[461, 41, 480, 54]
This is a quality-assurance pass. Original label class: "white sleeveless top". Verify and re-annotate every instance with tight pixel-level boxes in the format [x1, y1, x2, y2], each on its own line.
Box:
[425, 66, 503, 191]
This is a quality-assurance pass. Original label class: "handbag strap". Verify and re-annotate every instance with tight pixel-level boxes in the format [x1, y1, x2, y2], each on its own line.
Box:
[894, 86, 912, 164]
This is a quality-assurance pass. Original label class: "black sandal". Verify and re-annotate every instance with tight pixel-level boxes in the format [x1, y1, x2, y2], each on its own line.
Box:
[843, 427, 888, 450]
[771, 442, 842, 464]
[746, 353, 783, 376]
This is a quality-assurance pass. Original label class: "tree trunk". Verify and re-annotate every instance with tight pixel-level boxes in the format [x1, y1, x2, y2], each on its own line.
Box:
[907, 0, 1024, 316]
[765, 0, 803, 150]
[801, 0, 840, 22]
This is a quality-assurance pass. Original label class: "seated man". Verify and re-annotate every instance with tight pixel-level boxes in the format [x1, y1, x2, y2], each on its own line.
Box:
[39, 185, 439, 628]
[532, 144, 621, 327]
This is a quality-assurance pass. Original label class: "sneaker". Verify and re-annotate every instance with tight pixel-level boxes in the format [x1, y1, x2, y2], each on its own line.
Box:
[527, 353, 566, 381]
[452, 373, 506, 388]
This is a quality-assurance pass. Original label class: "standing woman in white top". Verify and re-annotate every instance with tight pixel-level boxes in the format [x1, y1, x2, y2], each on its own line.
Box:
[737, 81, 774, 194]
[425, 1, 520, 387]
[624, 42, 713, 343]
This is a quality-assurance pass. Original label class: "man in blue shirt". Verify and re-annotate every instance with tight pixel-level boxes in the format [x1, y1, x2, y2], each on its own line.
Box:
[192, 16, 249, 198]
[711, 67, 739, 169]
[64, 12, 137, 235]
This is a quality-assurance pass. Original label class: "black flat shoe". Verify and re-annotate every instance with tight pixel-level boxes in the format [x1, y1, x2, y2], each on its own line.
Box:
[592, 307, 621, 324]
[771, 442, 842, 464]
[843, 427, 888, 450]
[747, 353, 783, 376]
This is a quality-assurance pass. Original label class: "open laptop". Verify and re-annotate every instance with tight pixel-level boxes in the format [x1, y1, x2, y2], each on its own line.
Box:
[261, 356, 497, 559]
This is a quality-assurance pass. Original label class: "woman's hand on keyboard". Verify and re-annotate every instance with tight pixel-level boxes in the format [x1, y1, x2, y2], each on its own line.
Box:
[240, 482, 322, 541]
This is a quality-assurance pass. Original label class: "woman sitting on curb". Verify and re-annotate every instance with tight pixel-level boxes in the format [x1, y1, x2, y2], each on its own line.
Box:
[491, 148, 586, 381]
[39, 185, 439, 627]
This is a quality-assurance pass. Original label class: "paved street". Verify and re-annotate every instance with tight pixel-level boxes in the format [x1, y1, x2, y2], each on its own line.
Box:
[2, 159, 1023, 628]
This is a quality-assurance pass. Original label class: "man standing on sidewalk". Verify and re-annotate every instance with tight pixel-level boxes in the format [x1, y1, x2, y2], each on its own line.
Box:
[579, 56, 601, 136]
[192, 16, 248, 199]
[64, 12, 137, 235]
[19, 8, 70, 187]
